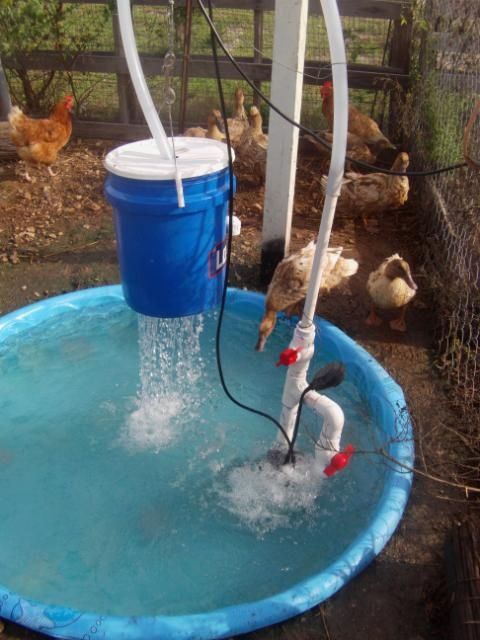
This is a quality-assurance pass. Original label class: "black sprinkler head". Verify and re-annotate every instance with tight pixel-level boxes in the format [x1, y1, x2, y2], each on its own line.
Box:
[308, 361, 345, 392]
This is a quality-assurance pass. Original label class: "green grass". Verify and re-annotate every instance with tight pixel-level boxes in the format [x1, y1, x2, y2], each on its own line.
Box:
[417, 73, 472, 165]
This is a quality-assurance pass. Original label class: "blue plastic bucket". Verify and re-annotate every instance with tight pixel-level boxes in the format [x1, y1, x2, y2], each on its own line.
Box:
[104, 137, 235, 317]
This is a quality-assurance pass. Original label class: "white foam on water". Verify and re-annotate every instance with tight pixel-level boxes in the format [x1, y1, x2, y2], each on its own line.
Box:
[121, 313, 207, 453]
[122, 394, 184, 452]
[216, 453, 327, 535]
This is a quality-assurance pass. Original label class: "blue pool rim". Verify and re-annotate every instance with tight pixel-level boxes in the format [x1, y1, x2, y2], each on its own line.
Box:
[0, 285, 414, 640]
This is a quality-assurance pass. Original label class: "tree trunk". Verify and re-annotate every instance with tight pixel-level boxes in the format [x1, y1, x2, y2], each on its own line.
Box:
[0, 56, 12, 119]
[0, 122, 17, 162]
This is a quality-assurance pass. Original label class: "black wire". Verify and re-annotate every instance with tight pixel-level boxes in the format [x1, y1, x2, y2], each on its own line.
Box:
[196, 0, 467, 178]
[207, 0, 293, 452]
[289, 388, 309, 454]
[284, 386, 310, 465]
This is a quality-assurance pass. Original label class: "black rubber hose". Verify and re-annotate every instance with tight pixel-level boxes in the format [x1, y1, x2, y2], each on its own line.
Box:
[207, 0, 293, 453]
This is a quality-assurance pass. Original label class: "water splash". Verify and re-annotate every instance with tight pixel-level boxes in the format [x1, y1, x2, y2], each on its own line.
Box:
[216, 453, 327, 535]
[123, 314, 206, 452]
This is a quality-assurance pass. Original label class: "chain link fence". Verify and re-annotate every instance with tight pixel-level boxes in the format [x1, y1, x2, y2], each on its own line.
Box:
[406, 0, 480, 420]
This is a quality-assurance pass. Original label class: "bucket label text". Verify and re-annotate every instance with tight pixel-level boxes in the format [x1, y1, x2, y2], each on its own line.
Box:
[208, 237, 227, 278]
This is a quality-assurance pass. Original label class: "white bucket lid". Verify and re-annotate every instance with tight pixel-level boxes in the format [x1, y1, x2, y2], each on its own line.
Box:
[104, 137, 234, 181]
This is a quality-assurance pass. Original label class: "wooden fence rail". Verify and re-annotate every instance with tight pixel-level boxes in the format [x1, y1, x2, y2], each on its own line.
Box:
[64, 0, 409, 21]
[3, 0, 413, 140]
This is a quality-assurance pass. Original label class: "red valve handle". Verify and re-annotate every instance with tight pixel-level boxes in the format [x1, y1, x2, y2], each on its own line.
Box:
[275, 347, 301, 367]
[323, 444, 355, 477]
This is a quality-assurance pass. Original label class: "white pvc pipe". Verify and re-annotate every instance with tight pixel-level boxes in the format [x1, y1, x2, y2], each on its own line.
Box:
[279, 0, 348, 455]
[278, 323, 345, 473]
[116, 0, 173, 161]
[299, 0, 348, 328]
[304, 391, 345, 469]
[279, 324, 315, 441]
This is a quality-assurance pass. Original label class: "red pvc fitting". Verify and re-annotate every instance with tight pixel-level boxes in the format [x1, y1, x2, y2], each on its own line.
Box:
[276, 347, 302, 367]
[323, 444, 355, 477]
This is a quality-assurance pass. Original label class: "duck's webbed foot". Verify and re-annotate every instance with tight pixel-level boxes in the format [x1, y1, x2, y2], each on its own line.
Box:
[366, 305, 383, 327]
[389, 306, 408, 332]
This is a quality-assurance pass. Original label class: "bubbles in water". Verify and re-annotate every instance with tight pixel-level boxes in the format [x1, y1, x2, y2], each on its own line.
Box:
[216, 452, 327, 535]
[122, 314, 207, 452]
[124, 395, 184, 452]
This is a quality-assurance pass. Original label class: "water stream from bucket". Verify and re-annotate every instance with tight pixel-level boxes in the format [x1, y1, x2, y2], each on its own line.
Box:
[125, 314, 206, 452]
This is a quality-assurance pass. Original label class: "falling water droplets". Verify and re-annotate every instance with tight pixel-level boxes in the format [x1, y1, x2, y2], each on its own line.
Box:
[122, 314, 207, 452]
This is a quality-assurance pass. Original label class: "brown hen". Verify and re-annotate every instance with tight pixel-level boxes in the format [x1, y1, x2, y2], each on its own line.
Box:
[303, 130, 376, 168]
[9, 95, 74, 180]
[320, 81, 395, 153]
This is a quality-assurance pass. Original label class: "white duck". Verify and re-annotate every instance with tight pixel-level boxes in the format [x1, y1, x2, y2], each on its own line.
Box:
[183, 109, 225, 141]
[256, 243, 359, 351]
[320, 152, 410, 233]
[226, 87, 249, 146]
[366, 254, 418, 331]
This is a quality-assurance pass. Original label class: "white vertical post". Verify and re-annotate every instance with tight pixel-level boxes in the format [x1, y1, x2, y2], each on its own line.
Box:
[261, 0, 308, 281]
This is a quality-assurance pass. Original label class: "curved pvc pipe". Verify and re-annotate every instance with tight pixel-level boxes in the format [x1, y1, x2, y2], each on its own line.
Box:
[280, 0, 348, 442]
[304, 390, 345, 468]
[279, 324, 315, 441]
[300, 0, 348, 327]
[116, 0, 173, 161]
[278, 323, 345, 472]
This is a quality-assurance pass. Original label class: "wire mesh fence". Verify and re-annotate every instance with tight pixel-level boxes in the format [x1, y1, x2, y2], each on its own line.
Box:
[0, 1, 405, 135]
[183, 6, 396, 131]
[405, 0, 480, 420]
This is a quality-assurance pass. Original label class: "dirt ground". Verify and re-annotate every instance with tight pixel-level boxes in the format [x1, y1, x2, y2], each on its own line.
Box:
[0, 140, 472, 640]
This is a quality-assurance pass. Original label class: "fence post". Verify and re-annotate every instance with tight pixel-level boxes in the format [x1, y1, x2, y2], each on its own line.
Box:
[252, 6, 264, 108]
[178, 0, 194, 133]
[388, 11, 413, 141]
[260, 0, 308, 283]
[112, 4, 134, 124]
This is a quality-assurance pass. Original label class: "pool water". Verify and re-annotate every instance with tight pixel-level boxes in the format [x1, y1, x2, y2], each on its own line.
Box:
[0, 291, 388, 618]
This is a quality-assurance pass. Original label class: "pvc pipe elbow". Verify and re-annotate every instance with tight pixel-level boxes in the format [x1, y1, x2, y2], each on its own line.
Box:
[304, 391, 345, 466]
[305, 392, 345, 439]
